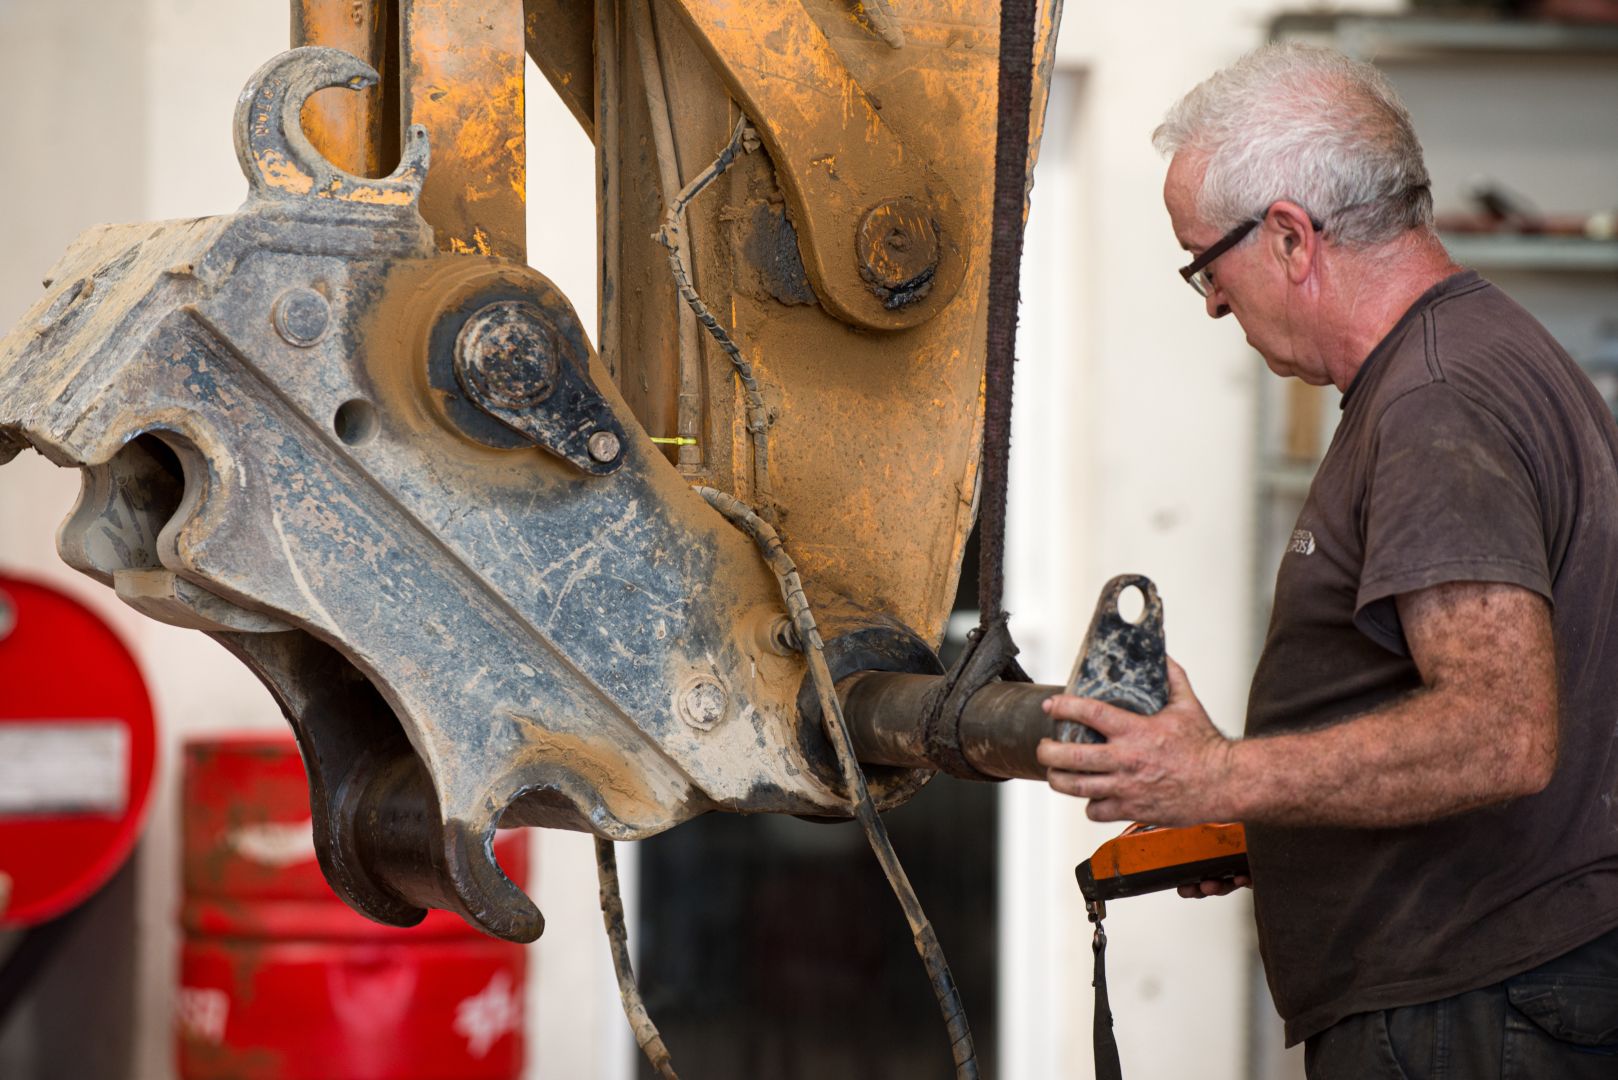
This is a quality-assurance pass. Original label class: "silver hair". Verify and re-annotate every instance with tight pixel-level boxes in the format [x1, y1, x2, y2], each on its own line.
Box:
[1153, 43, 1433, 247]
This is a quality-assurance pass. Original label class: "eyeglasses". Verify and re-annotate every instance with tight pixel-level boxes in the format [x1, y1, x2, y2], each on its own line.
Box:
[1178, 207, 1324, 298]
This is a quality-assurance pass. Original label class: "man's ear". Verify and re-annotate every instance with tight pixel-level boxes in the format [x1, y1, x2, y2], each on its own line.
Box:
[1267, 201, 1317, 284]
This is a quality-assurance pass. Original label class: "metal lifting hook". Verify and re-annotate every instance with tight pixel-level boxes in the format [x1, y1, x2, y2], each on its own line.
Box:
[234, 46, 430, 208]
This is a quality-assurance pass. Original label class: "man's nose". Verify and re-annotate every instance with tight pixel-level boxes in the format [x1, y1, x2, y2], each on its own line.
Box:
[1204, 287, 1231, 320]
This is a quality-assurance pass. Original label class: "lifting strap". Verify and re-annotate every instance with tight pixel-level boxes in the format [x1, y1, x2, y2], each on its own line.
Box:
[1089, 903, 1125, 1080]
[978, 0, 1038, 624]
[919, 0, 1043, 779]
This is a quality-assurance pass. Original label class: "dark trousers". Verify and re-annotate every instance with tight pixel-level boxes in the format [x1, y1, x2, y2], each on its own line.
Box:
[1305, 924, 1618, 1080]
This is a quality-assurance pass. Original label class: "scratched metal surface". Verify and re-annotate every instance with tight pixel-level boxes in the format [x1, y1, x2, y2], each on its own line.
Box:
[0, 49, 883, 940]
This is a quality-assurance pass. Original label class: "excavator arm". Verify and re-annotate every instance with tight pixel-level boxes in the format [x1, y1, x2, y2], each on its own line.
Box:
[0, 0, 1064, 943]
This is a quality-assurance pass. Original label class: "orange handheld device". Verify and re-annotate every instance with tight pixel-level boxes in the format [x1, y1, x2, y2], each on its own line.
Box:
[1076, 821, 1249, 904]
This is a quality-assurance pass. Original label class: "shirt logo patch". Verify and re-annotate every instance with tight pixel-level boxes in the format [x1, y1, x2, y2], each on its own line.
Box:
[1288, 529, 1316, 556]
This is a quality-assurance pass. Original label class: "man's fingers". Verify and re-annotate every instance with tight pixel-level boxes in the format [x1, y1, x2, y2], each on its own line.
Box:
[1042, 693, 1135, 737]
[1045, 768, 1118, 801]
[1035, 738, 1120, 773]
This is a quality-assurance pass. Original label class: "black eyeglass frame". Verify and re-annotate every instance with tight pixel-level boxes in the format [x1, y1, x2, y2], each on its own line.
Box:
[1178, 206, 1324, 298]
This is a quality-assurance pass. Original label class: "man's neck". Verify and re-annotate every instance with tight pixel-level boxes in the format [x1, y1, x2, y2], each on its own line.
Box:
[1317, 232, 1460, 392]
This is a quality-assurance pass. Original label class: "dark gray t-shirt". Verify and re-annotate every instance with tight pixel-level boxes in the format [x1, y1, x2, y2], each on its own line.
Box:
[1247, 270, 1618, 1045]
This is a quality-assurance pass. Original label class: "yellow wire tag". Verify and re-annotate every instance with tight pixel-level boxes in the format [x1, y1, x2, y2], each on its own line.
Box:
[650, 437, 698, 446]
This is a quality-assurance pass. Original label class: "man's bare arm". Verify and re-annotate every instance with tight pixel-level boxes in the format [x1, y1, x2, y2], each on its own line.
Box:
[1035, 581, 1557, 829]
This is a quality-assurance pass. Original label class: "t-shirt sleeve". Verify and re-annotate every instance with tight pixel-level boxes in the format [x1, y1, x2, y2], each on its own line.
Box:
[1354, 382, 1551, 655]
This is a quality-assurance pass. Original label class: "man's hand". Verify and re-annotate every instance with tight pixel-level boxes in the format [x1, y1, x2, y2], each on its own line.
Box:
[1036, 658, 1235, 825]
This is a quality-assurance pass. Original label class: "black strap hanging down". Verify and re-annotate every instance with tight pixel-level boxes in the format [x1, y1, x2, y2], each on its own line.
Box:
[983, 10, 1124, 1077]
[918, 0, 1041, 777]
[978, 0, 1039, 624]
[1090, 907, 1125, 1080]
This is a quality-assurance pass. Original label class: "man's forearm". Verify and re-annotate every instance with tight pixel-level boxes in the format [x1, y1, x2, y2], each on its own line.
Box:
[1219, 686, 1554, 828]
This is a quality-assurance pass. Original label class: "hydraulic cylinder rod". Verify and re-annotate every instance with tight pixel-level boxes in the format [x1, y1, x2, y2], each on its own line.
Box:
[838, 671, 1068, 782]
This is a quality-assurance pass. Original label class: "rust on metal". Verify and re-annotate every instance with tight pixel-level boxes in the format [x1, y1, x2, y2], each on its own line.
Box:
[841, 670, 1063, 781]
[840, 576, 1163, 778]
[455, 301, 562, 408]
[856, 197, 941, 308]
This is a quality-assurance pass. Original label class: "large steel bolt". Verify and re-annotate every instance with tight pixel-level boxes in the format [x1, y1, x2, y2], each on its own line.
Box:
[857, 198, 941, 307]
[678, 676, 729, 730]
[455, 301, 562, 410]
[272, 287, 331, 347]
[587, 430, 621, 463]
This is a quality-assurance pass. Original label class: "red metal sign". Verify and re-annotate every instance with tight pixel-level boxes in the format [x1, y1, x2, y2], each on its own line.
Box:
[0, 572, 157, 927]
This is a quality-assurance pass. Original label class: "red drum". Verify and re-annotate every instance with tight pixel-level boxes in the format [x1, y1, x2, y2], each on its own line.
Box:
[177, 736, 527, 1079]
[0, 573, 156, 927]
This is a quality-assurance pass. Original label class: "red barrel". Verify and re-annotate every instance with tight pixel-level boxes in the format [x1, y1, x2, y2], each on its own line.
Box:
[177, 736, 526, 1079]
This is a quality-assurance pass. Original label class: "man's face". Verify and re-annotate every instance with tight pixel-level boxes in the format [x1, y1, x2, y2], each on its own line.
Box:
[1163, 154, 1324, 384]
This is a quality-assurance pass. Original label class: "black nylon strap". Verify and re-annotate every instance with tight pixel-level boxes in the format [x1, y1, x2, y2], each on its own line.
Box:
[1091, 917, 1124, 1080]
[915, 0, 1039, 774]
[979, 0, 1038, 621]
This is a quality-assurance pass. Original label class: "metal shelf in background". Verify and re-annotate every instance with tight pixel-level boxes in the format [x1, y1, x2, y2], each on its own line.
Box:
[1441, 233, 1618, 273]
[1257, 462, 1318, 500]
[1271, 12, 1618, 57]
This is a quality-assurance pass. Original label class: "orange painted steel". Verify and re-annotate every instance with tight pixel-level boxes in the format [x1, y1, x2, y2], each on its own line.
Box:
[296, 0, 528, 258]
[291, 0, 390, 178]
[401, 0, 528, 259]
[659, 0, 969, 332]
[600, 0, 1065, 650]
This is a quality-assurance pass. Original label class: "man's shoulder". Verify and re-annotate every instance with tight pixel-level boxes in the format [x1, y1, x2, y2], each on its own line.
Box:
[1358, 275, 1576, 426]
[1425, 275, 1569, 376]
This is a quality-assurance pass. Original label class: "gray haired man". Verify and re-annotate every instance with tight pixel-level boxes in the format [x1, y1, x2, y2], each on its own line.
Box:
[1036, 43, 1618, 1078]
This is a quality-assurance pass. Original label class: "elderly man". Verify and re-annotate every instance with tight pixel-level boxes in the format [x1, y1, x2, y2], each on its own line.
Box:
[1037, 43, 1618, 1078]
